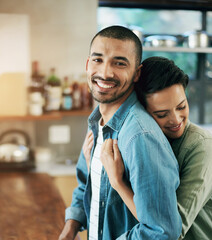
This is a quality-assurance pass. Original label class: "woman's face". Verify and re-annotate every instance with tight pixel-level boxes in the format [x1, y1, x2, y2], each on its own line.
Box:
[146, 84, 189, 139]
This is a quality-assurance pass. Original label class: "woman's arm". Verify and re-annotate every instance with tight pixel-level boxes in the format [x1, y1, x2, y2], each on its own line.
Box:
[176, 136, 212, 238]
[100, 139, 138, 220]
[83, 135, 138, 220]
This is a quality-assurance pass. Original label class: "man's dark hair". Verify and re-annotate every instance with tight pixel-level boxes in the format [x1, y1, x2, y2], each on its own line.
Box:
[135, 56, 189, 108]
[90, 25, 142, 67]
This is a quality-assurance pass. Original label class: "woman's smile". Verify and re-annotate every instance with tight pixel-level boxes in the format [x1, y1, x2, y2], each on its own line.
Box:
[146, 84, 189, 139]
[165, 121, 184, 132]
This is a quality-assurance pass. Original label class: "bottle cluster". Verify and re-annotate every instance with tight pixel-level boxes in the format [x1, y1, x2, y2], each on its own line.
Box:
[28, 61, 93, 116]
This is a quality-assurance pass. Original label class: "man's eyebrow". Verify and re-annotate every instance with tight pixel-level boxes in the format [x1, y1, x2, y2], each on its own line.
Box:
[114, 56, 130, 64]
[91, 52, 102, 57]
[91, 53, 129, 63]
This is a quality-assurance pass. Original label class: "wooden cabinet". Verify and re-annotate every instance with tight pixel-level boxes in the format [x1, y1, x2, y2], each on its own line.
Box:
[53, 175, 77, 207]
[53, 175, 87, 240]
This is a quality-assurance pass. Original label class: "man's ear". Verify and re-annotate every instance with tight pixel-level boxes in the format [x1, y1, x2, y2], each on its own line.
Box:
[134, 64, 143, 83]
[86, 57, 90, 71]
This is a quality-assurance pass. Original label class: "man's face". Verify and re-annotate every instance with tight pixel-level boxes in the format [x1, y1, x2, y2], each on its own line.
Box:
[86, 36, 140, 105]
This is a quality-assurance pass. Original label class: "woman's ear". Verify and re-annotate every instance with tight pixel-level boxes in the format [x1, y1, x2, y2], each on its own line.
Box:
[133, 64, 143, 83]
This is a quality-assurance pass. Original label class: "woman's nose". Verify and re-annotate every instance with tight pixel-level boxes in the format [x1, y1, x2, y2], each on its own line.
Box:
[168, 112, 181, 125]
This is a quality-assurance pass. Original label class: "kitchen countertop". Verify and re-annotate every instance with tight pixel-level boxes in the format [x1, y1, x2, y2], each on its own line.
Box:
[34, 161, 77, 176]
[0, 172, 65, 240]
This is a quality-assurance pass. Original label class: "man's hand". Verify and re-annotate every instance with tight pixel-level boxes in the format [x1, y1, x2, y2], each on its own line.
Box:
[58, 220, 82, 240]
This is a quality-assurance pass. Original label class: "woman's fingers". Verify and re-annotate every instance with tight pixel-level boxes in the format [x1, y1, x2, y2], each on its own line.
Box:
[113, 139, 120, 161]
[104, 139, 113, 153]
[113, 139, 124, 173]
[100, 139, 125, 190]
[101, 139, 114, 164]
[87, 131, 94, 151]
[88, 130, 94, 143]
[83, 130, 93, 150]
[83, 130, 94, 170]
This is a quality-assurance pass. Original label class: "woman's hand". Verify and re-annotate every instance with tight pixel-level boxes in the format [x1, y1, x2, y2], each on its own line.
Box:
[82, 130, 94, 170]
[100, 139, 125, 190]
[101, 138, 138, 220]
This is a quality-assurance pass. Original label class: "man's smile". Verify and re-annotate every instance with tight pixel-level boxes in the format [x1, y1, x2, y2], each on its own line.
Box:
[92, 77, 120, 92]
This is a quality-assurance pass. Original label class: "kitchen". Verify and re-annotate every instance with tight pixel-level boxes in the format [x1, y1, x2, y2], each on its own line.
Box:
[0, 0, 96, 239]
[0, 0, 212, 240]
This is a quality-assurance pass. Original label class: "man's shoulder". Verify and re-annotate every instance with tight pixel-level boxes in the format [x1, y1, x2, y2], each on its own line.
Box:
[123, 102, 161, 133]
[118, 102, 167, 147]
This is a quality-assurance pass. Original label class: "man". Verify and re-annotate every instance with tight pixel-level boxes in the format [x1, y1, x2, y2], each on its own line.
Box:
[59, 25, 182, 240]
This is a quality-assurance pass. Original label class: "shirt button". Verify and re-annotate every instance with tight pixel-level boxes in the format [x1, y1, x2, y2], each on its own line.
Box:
[100, 230, 103, 235]
[102, 201, 105, 207]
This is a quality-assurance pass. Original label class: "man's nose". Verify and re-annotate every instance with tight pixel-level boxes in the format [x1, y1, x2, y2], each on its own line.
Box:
[100, 62, 114, 79]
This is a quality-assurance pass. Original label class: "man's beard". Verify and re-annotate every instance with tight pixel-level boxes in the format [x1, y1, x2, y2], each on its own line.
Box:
[89, 75, 136, 104]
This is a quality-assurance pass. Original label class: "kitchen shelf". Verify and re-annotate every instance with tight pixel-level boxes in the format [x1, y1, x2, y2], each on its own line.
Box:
[143, 46, 212, 53]
[0, 109, 92, 121]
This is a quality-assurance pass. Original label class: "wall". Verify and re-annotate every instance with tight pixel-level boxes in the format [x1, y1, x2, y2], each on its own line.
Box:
[0, 0, 98, 77]
[34, 115, 89, 163]
[0, 0, 97, 162]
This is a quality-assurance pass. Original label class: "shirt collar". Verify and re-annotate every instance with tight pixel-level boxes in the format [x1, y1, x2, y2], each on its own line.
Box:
[88, 91, 138, 132]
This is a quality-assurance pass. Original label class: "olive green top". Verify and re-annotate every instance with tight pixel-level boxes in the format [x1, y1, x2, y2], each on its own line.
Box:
[171, 121, 212, 239]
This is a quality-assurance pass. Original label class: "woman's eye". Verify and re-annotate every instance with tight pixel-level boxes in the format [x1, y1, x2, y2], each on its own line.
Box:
[178, 105, 186, 110]
[157, 114, 167, 119]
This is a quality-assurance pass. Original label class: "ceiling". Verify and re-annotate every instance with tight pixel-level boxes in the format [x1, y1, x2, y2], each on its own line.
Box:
[99, 0, 212, 11]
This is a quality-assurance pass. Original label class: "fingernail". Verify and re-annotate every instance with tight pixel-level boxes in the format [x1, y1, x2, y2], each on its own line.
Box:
[113, 139, 118, 144]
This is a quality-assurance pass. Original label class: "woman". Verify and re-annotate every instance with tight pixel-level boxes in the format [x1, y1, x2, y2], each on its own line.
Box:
[83, 57, 212, 239]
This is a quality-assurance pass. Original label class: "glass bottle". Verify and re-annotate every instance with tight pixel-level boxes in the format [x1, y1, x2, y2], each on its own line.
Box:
[61, 76, 73, 111]
[45, 68, 62, 111]
[28, 61, 45, 115]
[72, 81, 82, 109]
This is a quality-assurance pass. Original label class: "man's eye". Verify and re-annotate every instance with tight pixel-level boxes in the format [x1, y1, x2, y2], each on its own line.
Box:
[115, 62, 127, 67]
[93, 58, 102, 63]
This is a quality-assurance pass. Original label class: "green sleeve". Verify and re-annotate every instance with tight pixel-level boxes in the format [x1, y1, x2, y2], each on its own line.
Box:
[176, 137, 212, 239]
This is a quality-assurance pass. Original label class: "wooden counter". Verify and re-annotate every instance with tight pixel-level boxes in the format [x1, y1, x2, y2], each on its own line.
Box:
[0, 172, 66, 240]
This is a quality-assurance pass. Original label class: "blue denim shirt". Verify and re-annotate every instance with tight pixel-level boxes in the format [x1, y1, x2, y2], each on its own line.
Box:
[65, 92, 182, 240]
